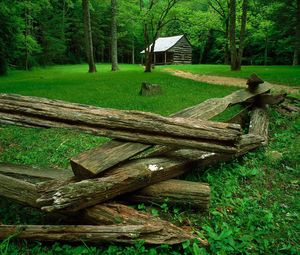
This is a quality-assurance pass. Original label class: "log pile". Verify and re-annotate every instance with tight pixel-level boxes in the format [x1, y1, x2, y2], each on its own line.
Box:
[0, 78, 292, 246]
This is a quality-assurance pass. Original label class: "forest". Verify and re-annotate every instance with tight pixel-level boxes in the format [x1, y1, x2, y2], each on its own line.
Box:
[0, 0, 299, 76]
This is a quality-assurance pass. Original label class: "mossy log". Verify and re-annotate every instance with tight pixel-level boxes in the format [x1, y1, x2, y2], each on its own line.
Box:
[249, 107, 269, 145]
[70, 84, 271, 178]
[0, 223, 206, 245]
[0, 93, 242, 154]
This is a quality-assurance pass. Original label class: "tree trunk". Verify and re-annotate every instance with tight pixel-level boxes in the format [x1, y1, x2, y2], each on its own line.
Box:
[82, 0, 96, 73]
[0, 224, 204, 245]
[237, 0, 248, 69]
[111, 0, 119, 71]
[293, 0, 300, 65]
[264, 34, 268, 66]
[132, 38, 135, 64]
[249, 107, 269, 146]
[126, 179, 210, 210]
[229, 0, 248, 71]
[224, 17, 230, 65]
[0, 94, 242, 153]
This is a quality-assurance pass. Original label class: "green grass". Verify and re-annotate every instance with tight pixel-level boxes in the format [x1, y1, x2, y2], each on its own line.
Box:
[0, 64, 299, 254]
[159, 64, 300, 87]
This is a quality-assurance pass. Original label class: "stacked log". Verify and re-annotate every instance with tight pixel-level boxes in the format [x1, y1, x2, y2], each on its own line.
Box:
[0, 79, 283, 246]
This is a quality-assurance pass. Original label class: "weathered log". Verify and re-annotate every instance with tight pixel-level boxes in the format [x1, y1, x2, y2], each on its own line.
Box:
[0, 223, 205, 245]
[249, 108, 269, 146]
[70, 84, 271, 178]
[0, 93, 242, 153]
[0, 163, 73, 183]
[0, 172, 207, 245]
[36, 132, 263, 214]
[126, 180, 210, 210]
[247, 73, 264, 92]
[257, 93, 287, 106]
[139, 82, 162, 96]
[0, 173, 39, 208]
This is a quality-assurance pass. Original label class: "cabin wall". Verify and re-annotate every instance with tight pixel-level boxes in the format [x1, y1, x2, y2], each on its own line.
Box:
[168, 37, 192, 64]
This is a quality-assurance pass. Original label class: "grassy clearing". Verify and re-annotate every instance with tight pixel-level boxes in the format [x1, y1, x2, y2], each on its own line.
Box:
[0, 64, 299, 254]
[159, 64, 300, 87]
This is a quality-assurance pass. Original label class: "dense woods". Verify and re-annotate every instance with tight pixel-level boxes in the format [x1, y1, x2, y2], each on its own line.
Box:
[0, 0, 299, 75]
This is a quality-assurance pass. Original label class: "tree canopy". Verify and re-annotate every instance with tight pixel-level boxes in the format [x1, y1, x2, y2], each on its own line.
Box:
[0, 0, 298, 75]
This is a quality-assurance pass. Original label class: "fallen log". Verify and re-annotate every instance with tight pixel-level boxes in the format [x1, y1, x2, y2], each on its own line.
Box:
[0, 173, 39, 208]
[36, 133, 263, 213]
[0, 223, 205, 245]
[70, 84, 271, 178]
[0, 172, 207, 245]
[126, 180, 210, 210]
[249, 108, 269, 145]
[0, 93, 242, 153]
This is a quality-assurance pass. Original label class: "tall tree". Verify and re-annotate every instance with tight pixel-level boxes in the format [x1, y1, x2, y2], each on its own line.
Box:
[82, 0, 96, 72]
[111, 0, 119, 71]
[294, 0, 300, 65]
[229, 0, 248, 71]
[141, 0, 179, 72]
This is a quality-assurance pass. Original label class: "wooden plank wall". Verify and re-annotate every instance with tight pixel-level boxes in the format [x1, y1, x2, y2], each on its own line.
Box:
[168, 36, 192, 64]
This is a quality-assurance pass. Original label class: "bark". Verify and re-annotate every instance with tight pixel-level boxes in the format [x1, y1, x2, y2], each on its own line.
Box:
[111, 0, 119, 71]
[229, 0, 248, 71]
[0, 173, 39, 208]
[294, 0, 300, 65]
[229, 0, 237, 70]
[0, 93, 242, 153]
[69, 83, 271, 178]
[249, 108, 269, 146]
[126, 180, 210, 210]
[0, 223, 204, 245]
[82, 0, 96, 73]
[36, 131, 263, 214]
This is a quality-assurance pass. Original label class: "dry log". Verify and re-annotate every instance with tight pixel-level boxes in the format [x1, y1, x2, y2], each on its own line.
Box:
[70, 83, 271, 178]
[249, 108, 269, 145]
[257, 93, 287, 106]
[0, 171, 207, 245]
[36, 132, 263, 214]
[0, 173, 39, 208]
[0, 163, 73, 183]
[0, 93, 242, 153]
[0, 164, 210, 210]
[0, 223, 205, 245]
[126, 180, 210, 210]
[247, 73, 264, 92]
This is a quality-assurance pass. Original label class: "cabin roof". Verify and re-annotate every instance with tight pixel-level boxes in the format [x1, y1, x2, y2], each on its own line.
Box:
[140, 35, 185, 53]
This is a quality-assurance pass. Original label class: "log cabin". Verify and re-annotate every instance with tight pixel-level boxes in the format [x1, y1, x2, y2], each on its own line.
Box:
[141, 35, 192, 65]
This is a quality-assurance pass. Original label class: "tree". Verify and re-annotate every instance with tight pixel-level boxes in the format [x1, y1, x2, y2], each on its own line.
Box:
[141, 0, 179, 72]
[229, 0, 248, 71]
[294, 0, 300, 65]
[82, 0, 96, 72]
[111, 0, 119, 71]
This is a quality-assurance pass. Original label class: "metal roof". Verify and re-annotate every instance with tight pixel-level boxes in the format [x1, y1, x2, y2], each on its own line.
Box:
[140, 35, 184, 53]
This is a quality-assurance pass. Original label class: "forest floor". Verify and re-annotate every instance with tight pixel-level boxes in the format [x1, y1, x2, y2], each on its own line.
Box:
[163, 68, 300, 95]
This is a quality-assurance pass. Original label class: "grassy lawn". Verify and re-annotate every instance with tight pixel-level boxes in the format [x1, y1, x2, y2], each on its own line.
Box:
[159, 64, 300, 87]
[0, 64, 299, 254]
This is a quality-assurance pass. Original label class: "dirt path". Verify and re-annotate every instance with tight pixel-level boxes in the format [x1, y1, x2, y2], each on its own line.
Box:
[164, 69, 299, 94]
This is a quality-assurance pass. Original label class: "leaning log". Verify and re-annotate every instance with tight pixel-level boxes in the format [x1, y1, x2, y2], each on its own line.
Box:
[249, 108, 269, 145]
[126, 180, 210, 210]
[0, 171, 207, 245]
[0, 93, 242, 153]
[0, 173, 39, 208]
[0, 223, 205, 245]
[70, 84, 271, 178]
[36, 133, 263, 213]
